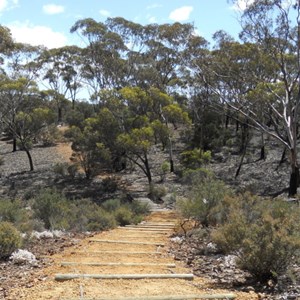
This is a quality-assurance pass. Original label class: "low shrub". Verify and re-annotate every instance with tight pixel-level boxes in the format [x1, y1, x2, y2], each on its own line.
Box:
[102, 199, 121, 212]
[0, 199, 30, 231]
[31, 189, 74, 230]
[212, 193, 300, 282]
[148, 183, 167, 201]
[176, 171, 229, 227]
[180, 148, 211, 169]
[129, 200, 151, 216]
[114, 206, 133, 226]
[72, 199, 116, 232]
[0, 222, 21, 259]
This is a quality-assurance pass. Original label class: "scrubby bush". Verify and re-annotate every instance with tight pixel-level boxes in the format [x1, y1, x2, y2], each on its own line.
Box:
[129, 200, 150, 216]
[102, 199, 121, 212]
[114, 206, 133, 226]
[180, 148, 211, 169]
[53, 162, 79, 179]
[32, 189, 74, 230]
[39, 124, 62, 146]
[0, 199, 30, 232]
[53, 162, 69, 177]
[148, 183, 167, 201]
[72, 199, 116, 231]
[212, 193, 300, 282]
[0, 222, 21, 259]
[160, 161, 170, 182]
[177, 170, 229, 227]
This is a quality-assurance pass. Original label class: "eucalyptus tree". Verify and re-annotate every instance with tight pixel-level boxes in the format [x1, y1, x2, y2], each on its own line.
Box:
[38, 45, 83, 122]
[222, 0, 300, 195]
[0, 43, 43, 152]
[0, 25, 14, 60]
[70, 18, 128, 104]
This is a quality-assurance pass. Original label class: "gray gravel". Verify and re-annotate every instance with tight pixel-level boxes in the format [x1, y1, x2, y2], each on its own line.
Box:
[0, 141, 66, 177]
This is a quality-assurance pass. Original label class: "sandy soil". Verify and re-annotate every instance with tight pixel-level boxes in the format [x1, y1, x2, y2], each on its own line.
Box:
[7, 211, 258, 300]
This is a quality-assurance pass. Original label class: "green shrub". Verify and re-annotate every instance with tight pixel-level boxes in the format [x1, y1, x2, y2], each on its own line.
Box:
[32, 189, 74, 230]
[39, 124, 61, 146]
[180, 148, 211, 169]
[72, 199, 116, 232]
[177, 171, 229, 227]
[102, 199, 121, 212]
[0, 199, 30, 231]
[212, 194, 300, 282]
[0, 222, 21, 259]
[114, 206, 133, 226]
[148, 183, 167, 201]
[53, 162, 78, 178]
[129, 200, 151, 216]
[53, 162, 69, 177]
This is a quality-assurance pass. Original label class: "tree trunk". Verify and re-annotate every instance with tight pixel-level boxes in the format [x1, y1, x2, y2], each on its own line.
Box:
[12, 137, 17, 152]
[144, 156, 152, 184]
[260, 132, 266, 160]
[289, 149, 299, 196]
[168, 137, 174, 173]
[25, 148, 34, 171]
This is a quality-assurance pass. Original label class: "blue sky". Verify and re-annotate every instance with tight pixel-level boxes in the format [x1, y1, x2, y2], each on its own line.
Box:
[0, 0, 249, 49]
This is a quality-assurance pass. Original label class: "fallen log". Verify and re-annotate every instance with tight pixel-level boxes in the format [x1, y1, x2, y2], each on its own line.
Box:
[55, 273, 194, 281]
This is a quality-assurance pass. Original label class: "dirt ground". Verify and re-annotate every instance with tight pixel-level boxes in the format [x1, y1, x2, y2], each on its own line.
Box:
[6, 211, 258, 300]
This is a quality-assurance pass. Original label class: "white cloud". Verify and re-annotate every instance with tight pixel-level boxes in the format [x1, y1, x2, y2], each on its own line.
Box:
[147, 4, 162, 9]
[8, 21, 68, 49]
[0, 0, 18, 13]
[99, 9, 110, 17]
[230, 0, 255, 12]
[0, 0, 7, 12]
[169, 6, 193, 22]
[148, 16, 157, 23]
[43, 4, 64, 15]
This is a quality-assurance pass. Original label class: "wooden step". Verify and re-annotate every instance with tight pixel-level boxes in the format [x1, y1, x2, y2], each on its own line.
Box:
[89, 239, 165, 246]
[55, 273, 194, 281]
[60, 294, 237, 300]
[60, 262, 176, 268]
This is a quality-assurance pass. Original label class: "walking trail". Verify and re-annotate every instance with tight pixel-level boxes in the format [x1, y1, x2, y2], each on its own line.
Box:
[7, 210, 257, 300]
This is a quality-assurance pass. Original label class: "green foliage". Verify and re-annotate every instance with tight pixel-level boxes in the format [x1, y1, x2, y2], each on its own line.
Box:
[66, 125, 112, 179]
[114, 206, 133, 226]
[72, 199, 116, 232]
[148, 183, 167, 201]
[32, 189, 73, 230]
[212, 193, 300, 282]
[0, 222, 21, 259]
[161, 161, 170, 174]
[53, 162, 79, 178]
[102, 198, 150, 226]
[180, 148, 211, 170]
[176, 170, 229, 227]
[30, 188, 150, 232]
[38, 124, 61, 146]
[0, 199, 30, 232]
[129, 200, 151, 216]
[101, 199, 121, 212]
